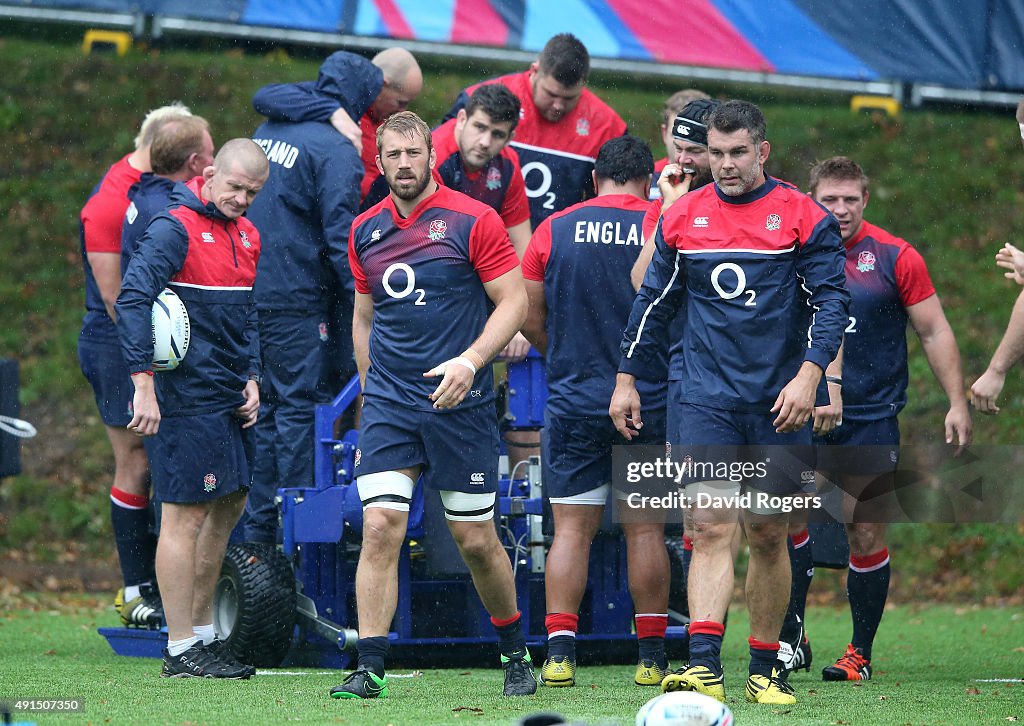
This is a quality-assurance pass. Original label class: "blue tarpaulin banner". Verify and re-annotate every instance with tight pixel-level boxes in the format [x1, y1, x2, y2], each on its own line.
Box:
[9, 0, 1024, 90]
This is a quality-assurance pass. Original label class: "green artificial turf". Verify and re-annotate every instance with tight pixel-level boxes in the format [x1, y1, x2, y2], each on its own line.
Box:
[0, 597, 1019, 725]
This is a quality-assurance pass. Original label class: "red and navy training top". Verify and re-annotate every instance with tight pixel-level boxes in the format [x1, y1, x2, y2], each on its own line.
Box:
[350, 184, 520, 412]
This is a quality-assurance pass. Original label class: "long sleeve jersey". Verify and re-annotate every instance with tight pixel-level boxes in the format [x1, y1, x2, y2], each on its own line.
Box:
[620, 177, 849, 413]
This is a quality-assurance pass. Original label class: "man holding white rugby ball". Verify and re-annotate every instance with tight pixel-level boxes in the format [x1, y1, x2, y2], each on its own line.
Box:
[116, 139, 269, 679]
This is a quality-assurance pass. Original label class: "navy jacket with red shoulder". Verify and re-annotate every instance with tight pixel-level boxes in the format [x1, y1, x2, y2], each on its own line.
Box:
[117, 177, 262, 417]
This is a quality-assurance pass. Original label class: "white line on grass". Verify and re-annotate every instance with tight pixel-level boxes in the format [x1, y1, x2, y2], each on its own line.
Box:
[975, 678, 1024, 683]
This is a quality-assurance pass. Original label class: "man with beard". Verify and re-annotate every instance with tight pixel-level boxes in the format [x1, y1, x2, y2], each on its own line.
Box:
[444, 33, 626, 228]
[330, 112, 536, 700]
[611, 100, 848, 706]
[651, 89, 712, 201]
[631, 98, 720, 290]
[629, 98, 722, 654]
[653, 98, 719, 211]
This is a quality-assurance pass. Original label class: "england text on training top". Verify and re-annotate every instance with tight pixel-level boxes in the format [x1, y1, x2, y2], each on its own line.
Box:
[523, 194, 667, 418]
[349, 184, 520, 411]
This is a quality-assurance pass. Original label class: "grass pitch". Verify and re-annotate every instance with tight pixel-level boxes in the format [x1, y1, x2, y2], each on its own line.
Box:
[0, 597, 1020, 725]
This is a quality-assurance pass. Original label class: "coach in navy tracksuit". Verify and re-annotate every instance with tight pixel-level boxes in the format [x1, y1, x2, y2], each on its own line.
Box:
[117, 139, 268, 678]
[241, 51, 375, 544]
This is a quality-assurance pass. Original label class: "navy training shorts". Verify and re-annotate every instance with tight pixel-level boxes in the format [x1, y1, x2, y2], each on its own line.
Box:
[149, 410, 253, 504]
[814, 416, 900, 476]
[355, 397, 499, 493]
[672, 403, 814, 497]
[78, 334, 134, 427]
[543, 409, 667, 499]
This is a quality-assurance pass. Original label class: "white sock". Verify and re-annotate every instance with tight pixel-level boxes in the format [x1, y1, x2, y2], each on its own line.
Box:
[193, 624, 216, 645]
[167, 636, 199, 657]
[123, 585, 142, 602]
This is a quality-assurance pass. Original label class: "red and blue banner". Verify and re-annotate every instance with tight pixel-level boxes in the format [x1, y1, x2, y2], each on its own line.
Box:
[11, 0, 1024, 91]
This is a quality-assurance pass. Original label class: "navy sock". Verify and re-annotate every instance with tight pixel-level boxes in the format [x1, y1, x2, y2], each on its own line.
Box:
[546, 634, 575, 659]
[781, 530, 814, 643]
[110, 488, 157, 586]
[493, 613, 527, 659]
[848, 549, 890, 660]
[637, 637, 668, 669]
[688, 632, 723, 673]
[356, 636, 389, 677]
[748, 637, 778, 677]
[679, 623, 690, 661]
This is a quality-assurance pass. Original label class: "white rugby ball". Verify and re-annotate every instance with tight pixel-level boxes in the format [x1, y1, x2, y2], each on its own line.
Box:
[636, 691, 734, 726]
[151, 288, 190, 371]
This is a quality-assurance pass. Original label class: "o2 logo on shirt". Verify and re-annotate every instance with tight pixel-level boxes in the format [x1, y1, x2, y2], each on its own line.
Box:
[382, 263, 426, 306]
[521, 161, 557, 210]
[710, 262, 757, 307]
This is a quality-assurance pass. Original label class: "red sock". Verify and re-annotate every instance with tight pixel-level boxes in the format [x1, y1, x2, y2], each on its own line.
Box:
[635, 614, 668, 640]
[545, 612, 578, 638]
[490, 611, 522, 628]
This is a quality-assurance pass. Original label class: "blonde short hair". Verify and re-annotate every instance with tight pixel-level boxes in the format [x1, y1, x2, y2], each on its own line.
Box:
[134, 102, 193, 150]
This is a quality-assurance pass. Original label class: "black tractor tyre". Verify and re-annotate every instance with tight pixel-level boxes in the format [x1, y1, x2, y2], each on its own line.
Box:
[665, 536, 690, 619]
[214, 542, 296, 667]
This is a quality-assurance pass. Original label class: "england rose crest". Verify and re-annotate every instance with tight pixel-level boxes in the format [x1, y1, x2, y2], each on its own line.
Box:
[486, 166, 502, 190]
[765, 213, 781, 231]
[203, 473, 218, 492]
[428, 219, 447, 241]
[857, 250, 876, 272]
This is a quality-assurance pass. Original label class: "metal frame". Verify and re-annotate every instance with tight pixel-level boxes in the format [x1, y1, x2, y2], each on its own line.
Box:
[282, 356, 686, 667]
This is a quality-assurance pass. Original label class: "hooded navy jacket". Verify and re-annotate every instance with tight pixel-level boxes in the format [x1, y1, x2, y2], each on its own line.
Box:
[121, 172, 177, 276]
[248, 51, 380, 313]
[117, 178, 261, 417]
